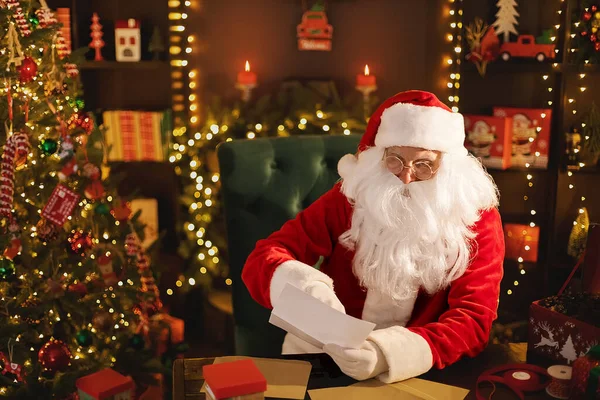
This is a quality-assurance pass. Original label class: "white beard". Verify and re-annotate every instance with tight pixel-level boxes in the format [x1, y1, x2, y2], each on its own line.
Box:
[338, 146, 499, 302]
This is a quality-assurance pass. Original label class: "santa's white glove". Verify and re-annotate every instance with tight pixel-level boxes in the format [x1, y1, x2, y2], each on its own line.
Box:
[305, 281, 345, 314]
[282, 333, 323, 354]
[323, 340, 389, 381]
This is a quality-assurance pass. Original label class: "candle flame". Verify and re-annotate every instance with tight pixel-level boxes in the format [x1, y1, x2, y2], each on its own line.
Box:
[364, 65, 370, 76]
[245, 60, 250, 72]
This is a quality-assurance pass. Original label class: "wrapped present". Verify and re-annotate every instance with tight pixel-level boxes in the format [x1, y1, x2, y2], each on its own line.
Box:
[527, 293, 600, 366]
[76, 368, 134, 400]
[571, 345, 600, 399]
[504, 223, 539, 262]
[203, 359, 267, 400]
[463, 115, 512, 169]
[103, 110, 172, 162]
[493, 107, 552, 169]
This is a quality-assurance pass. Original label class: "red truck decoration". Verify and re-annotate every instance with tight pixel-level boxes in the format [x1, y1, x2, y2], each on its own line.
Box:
[499, 34, 556, 62]
[297, 6, 333, 51]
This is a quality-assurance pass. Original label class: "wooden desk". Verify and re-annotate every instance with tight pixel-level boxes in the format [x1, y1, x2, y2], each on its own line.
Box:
[173, 343, 552, 399]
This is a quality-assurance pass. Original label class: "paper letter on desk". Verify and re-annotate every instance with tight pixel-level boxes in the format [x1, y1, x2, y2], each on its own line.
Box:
[269, 284, 375, 349]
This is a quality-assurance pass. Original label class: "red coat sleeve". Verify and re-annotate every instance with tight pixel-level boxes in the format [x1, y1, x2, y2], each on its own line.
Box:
[368, 208, 505, 383]
[242, 183, 349, 310]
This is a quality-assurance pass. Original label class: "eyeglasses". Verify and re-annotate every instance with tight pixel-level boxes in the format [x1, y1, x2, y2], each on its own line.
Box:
[383, 151, 437, 181]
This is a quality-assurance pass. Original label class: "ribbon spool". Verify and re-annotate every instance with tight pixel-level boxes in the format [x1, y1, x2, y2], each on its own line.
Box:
[476, 363, 550, 400]
[546, 365, 572, 399]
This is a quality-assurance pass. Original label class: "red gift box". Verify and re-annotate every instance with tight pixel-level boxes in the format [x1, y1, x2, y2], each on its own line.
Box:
[493, 107, 552, 169]
[76, 368, 134, 399]
[504, 224, 539, 263]
[527, 299, 600, 366]
[464, 115, 512, 169]
[203, 359, 267, 400]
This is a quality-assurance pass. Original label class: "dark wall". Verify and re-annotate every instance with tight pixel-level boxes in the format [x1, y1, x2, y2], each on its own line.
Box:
[193, 0, 449, 101]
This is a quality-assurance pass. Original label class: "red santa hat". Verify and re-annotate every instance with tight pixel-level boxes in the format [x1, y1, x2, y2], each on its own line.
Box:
[338, 90, 467, 177]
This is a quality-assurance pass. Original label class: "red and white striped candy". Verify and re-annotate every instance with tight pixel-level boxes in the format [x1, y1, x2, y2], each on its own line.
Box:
[0, 132, 30, 218]
[6, 1, 31, 37]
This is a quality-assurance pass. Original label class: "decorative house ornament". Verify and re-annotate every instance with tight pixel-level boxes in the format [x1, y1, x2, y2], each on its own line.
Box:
[115, 19, 141, 62]
[297, 1, 332, 51]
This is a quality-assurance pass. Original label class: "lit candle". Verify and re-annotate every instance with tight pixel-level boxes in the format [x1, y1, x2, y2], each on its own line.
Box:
[356, 64, 376, 87]
[237, 60, 257, 86]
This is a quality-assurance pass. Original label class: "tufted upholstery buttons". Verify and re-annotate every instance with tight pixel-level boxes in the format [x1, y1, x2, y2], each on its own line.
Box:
[217, 135, 361, 357]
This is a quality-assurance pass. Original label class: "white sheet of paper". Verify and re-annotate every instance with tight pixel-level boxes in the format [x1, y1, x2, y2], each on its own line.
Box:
[269, 283, 376, 349]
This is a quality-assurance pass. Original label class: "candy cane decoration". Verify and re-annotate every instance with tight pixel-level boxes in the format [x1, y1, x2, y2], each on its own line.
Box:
[36, 0, 57, 28]
[0, 132, 30, 218]
[6, 1, 31, 37]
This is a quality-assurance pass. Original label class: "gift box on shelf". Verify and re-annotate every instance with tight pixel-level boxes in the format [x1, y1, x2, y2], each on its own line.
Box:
[571, 345, 600, 400]
[527, 293, 600, 366]
[463, 115, 512, 169]
[504, 223, 539, 263]
[493, 107, 552, 169]
[102, 110, 172, 162]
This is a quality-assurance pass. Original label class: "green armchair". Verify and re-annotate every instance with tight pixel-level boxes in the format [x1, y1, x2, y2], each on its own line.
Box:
[217, 135, 361, 357]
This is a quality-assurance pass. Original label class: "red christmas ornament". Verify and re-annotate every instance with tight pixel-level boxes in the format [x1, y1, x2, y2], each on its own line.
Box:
[17, 57, 38, 83]
[595, 41, 600, 51]
[68, 230, 94, 256]
[111, 200, 132, 222]
[591, 33, 597, 42]
[82, 163, 101, 180]
[67, 112, 93, 135]
[67, 282, 87, 297]
[584, 11, 593, 21]
[84, 180, 105, 200]
[592, 5, 598, 12]
[38, 340, 71, 372]
[582, 30, 589, 37]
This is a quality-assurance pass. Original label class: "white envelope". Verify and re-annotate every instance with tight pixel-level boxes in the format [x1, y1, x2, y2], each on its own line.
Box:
[270, 283, 376, 349]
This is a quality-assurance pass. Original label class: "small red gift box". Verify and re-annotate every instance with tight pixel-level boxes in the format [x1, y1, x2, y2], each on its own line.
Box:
[203, 359, 267, 400]
[76, 368, 134, 399]
[571, 346, 600, 400]
[493, 107, 552, 169]
[527, 295, 600, 366]
[463, 115, 512, 169]
[504, 223, 539, 263]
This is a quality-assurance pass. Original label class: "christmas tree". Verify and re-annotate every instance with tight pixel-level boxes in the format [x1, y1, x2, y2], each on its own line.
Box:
[89, 13, 104, 61]
[0, 2, 165, 398]
[171, 80, 368, 291]
[492, 0, 519, 43]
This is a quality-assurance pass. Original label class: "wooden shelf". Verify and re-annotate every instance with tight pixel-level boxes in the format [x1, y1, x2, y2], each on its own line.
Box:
[80, 60, 169, 71]
[463, 61, 600, 75]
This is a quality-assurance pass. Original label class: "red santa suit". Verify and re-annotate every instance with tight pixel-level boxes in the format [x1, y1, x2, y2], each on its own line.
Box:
[242, 90, 505, 383]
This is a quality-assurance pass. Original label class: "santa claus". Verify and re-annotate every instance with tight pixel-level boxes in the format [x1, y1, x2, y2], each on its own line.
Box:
[242, 90, 505, 383]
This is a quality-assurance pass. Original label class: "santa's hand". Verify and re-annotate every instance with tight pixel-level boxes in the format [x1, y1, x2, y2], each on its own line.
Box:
[282, 333, 323, 354]
[324, 340, 389, 381]
[305, 281, 345, 313]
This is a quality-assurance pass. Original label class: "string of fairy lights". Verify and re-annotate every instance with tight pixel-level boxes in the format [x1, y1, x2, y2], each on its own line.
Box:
[505, 1, 562, 296]
[566, 2, 591, 235]
[446, 0, 463, 113]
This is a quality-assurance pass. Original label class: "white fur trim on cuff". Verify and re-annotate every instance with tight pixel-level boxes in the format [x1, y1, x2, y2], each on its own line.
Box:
[269, 260, 334, 309]
[368, 326, 433, 383]
[375, 102, 467, 156]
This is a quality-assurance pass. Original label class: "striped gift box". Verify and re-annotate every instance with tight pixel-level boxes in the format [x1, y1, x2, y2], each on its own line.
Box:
[103, 110, 171, 162]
